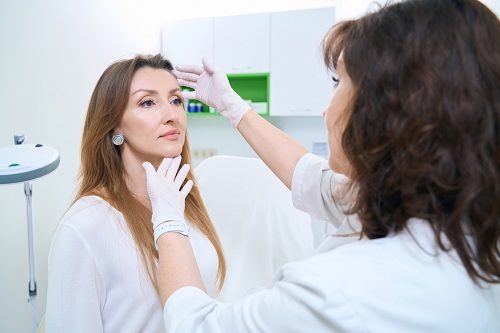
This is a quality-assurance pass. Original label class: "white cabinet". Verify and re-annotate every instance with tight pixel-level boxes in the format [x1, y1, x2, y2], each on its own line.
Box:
[161, 7, 336, 116]
[161, 18, 213, 66]
[162, 14, 270, 74]
[270, 7, 336, 116]
[214, 13, 270, 74]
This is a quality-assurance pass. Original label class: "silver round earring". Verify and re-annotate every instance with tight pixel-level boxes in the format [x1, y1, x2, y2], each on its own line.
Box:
[112, 133, 124, 146]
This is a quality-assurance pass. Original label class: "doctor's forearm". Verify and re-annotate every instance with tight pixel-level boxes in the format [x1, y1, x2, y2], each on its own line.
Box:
[157, 232, 206, 306]
[237, 110, 308, 189]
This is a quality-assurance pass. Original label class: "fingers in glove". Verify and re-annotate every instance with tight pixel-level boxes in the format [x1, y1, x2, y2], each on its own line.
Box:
[174, 164, 190, 188]
[166, 155, 182, 181]
[201, 57, 215, 74]
[142, 161, 155, 178]
[174, 72, 202, 84]
[157, 157, 173, 177]
[174, 63, 205, 76]
[181, 90, 197, 100]
[177, 78, 196, 90]
[142, 162, 157, 197]
[180, 180, 194, 198]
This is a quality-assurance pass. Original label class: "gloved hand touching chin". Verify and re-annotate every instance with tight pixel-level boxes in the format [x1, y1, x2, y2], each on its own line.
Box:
[174, 57, 252, 128]
[142, 156, 193, 248]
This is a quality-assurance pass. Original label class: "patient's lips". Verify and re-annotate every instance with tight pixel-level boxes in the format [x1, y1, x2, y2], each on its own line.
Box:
[160, 129, 180, 140]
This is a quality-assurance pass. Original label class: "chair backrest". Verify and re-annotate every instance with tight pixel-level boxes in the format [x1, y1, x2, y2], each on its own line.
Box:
[195, 155, 314, 302]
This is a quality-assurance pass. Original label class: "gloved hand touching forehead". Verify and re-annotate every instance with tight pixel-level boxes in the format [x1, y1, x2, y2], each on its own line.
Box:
[174, 57, 252, 128]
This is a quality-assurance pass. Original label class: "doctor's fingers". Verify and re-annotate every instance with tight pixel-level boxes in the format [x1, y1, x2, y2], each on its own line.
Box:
[180, 180, 193, 198]
[201, 57, 215, 74]
[166, 156, 182, 181]
[174, 63, 205, 76]
[174, 164, 191, 188]
[177, 78, 197, 91]
[157, 157, 174, 177]
[173, 70, 199, 83]
[181, 90, 197, 100]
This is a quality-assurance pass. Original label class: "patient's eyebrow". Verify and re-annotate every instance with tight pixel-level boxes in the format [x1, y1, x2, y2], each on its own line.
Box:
[132, 88, 181, 96]
[132, 89, 158, 96]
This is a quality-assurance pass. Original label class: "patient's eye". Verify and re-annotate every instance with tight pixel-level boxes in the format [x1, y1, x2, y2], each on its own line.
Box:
[140, 99, 155, 107]
[171, 97, 183, 106]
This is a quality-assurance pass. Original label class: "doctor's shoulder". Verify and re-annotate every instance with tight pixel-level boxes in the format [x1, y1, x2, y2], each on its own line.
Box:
[273, 234, 497, 331]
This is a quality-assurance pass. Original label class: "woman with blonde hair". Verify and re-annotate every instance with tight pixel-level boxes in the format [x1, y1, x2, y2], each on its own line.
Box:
[46, 54, 225, 332]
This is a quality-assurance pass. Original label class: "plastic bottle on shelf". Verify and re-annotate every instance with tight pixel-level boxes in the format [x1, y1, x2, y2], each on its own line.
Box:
[182, 89, 190, 112]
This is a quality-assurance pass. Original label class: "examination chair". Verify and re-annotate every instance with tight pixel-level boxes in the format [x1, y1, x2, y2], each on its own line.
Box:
[195, 155, 315, 302]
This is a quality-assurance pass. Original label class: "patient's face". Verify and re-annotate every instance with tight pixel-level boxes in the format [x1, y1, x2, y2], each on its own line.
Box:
[115, 67, 187, 166]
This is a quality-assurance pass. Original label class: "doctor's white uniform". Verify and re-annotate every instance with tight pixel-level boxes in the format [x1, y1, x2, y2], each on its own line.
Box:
[163, 153, 500, 333]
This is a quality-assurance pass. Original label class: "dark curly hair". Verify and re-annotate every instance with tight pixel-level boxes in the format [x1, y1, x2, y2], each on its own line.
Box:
[323, 0, 500, 284]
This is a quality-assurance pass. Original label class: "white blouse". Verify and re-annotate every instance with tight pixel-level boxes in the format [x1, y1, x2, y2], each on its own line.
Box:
[46, 195, 218, 333]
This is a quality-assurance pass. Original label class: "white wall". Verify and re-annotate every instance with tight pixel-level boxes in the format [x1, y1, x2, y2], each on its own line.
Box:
[482, 0, 500, 16]
[0, 0, 498, 332]
[0, 0, 161, 331]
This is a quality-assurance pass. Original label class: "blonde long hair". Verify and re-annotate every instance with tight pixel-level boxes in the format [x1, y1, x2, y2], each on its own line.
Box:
[77, 54, 226, 293]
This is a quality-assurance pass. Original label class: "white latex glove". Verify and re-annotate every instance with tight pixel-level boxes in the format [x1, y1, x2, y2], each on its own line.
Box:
[174, 57, 252, 128]
[142, 156, 193, 230]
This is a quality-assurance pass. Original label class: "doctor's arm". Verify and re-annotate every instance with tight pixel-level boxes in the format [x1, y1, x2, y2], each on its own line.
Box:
[175, 59, 308, 189]
[156, 228, 204, 305]
[142, 157, 205, 305]
[236, 110, 308, 189]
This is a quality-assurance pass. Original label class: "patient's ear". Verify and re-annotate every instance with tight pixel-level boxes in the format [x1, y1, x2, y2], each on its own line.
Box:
[112, 125, 122, 134]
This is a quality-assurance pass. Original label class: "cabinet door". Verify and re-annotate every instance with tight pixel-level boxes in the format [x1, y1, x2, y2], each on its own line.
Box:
[214, 13, 270, 74]
[270, 8, 335, 116]
[161, 18, 214, 67]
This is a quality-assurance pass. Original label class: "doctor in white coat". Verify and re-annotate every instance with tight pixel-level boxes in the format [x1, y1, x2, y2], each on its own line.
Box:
[143, 0, 500, 332]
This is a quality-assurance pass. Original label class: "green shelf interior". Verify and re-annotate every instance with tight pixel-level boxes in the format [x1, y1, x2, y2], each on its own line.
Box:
[182, 73, 270, 116]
